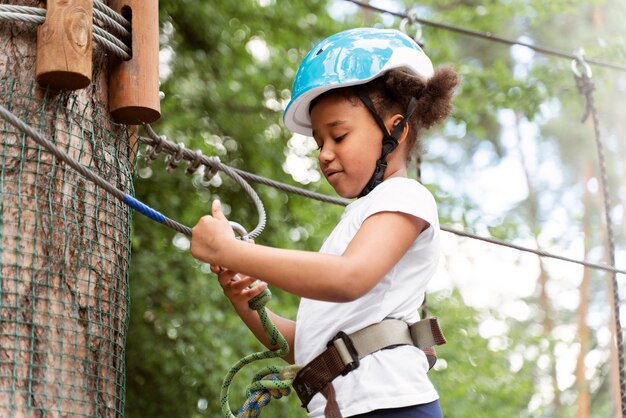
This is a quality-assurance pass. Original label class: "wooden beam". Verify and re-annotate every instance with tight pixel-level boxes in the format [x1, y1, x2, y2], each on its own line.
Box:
[36, 0, 93, 91]
[109, 0, 161, 124]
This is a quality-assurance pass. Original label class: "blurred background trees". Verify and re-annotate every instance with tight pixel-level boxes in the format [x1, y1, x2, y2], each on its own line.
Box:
[124, 1, 625, 417]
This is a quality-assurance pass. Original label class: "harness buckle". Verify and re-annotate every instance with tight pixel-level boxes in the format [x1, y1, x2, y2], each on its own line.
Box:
[328, 331, 360, 375]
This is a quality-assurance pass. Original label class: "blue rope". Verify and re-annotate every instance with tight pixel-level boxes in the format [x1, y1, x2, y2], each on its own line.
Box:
[123, 195, 167, 223]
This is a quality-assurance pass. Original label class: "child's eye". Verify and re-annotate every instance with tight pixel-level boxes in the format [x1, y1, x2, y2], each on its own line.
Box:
[334, 134, 347, 143]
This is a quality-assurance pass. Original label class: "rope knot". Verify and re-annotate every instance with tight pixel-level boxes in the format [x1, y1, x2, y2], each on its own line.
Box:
[248, 288, 272, 311]
[237, 372, 294, 418]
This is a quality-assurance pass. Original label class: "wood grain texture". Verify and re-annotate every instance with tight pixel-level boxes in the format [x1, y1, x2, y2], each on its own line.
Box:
[36, 0, 93, 90]
[109, 0, 161, 124]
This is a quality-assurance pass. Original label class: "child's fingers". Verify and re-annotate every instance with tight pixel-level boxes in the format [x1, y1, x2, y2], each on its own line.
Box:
[241, 281, 267, 299]
[215, 269, 237, 287]
[212, 200, 227, 221]
[228, 275, 258, 291]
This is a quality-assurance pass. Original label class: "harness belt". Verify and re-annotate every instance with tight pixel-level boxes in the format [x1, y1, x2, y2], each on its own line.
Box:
[292, 317, 446, 410]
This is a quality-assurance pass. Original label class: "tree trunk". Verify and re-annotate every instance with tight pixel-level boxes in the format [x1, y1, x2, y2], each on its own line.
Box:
[574, 161, 593, 418]
[513, 112, 562, 415]
[606, 240, 622, 418]
[0, 1, 133, 416]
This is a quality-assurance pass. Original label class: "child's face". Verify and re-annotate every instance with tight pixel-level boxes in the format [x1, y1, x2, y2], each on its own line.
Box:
[310, 93, 383, 198]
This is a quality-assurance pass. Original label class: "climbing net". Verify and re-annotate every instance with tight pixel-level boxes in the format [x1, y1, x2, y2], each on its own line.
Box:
[0, 79, 135, 417]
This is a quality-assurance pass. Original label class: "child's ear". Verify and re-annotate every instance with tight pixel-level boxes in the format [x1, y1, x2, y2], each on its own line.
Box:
[388, 114, 410, 144]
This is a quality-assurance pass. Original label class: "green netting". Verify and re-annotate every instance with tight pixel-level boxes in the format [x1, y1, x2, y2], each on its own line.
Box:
[0, 78, 136, 417]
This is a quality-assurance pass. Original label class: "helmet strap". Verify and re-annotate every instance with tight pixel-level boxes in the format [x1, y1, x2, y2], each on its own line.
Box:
[357, 92, 418, 197]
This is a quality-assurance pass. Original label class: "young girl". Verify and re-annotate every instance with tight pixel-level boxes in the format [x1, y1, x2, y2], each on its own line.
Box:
[190, 28, 459, 418]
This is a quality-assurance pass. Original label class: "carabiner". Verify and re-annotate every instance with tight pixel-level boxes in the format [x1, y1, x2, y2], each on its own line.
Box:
[399, 6, 423, 45]
[571, 49, 592, 79]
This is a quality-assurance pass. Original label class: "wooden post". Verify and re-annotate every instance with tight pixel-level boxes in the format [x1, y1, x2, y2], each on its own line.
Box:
[109, 0, 161, 124]
[36, 0, 93, 91]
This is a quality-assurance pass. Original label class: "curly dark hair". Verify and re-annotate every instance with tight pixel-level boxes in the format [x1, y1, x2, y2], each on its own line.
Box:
[310, 66, 460, 161]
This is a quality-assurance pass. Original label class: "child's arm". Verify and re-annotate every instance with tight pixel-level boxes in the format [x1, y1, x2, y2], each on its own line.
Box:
[212, 265, 297, 364]
[191, 200, 427, 303]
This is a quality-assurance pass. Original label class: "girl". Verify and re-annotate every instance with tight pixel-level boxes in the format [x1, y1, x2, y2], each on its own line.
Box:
[190, 28, 459, 418]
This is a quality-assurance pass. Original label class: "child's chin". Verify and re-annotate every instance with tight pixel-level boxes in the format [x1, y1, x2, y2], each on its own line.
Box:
[335, 189, 358, 199]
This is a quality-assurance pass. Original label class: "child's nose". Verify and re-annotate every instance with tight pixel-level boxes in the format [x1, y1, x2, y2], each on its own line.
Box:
[318, 144, 335, 163]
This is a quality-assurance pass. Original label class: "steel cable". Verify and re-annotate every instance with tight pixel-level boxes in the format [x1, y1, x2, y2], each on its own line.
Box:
[345, 0, 626, 73]
[138, 126, 626, 276]
[0, 5, 131, 61]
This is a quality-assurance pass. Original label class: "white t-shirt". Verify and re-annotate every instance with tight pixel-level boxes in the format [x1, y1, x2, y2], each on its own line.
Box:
[294, 177, 440, 418]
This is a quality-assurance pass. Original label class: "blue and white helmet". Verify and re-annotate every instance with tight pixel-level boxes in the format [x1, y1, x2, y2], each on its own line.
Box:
[283, 27, 434, 136]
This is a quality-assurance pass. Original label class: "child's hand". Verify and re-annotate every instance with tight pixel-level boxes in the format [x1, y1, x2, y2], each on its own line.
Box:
[190, 200, 235, 264]
[211, 264, 268, 312]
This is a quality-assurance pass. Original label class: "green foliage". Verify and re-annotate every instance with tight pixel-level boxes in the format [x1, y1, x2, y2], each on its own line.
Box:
[429, 291, 535, 417]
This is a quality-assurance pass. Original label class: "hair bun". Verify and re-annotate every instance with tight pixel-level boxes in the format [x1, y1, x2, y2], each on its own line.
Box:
[414, 66, 460, 129]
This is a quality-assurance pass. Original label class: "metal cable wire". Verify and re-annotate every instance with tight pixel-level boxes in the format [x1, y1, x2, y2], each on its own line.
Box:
[138, 126, 626, 276]
[1, 1, 622, 273]
[0, 4, 43, 15]
[0, 11, 45, 25]
[93, 7, 131, 40]
[94, 0, 131, 32]
[573, 63, 625, 417]
[142, 125, 267, 240]
[0, 5, 131, 61]
[0, 104, 192, 236]
[0, 104, 266, 241]
[345, 0, 626, 73]
[92, 25, 131, 58]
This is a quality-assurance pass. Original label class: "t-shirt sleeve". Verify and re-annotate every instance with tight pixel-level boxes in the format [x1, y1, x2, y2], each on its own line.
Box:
[360, 178, 438, 227]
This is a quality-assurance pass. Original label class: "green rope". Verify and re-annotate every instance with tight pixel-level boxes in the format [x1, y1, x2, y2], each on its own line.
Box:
[220, 288, 298, 418]
[237, 364, 302, 418]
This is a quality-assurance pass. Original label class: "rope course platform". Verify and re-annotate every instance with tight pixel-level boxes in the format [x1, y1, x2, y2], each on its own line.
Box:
[0, 1, 624, 417]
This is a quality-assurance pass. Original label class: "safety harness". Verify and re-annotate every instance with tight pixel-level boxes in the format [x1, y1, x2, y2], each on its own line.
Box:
[293, 317, 446, 417]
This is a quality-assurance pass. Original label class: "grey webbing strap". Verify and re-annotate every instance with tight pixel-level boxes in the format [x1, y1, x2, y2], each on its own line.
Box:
[293, 317, 446, 409]
[410, 317, 447, 349]
[333, 319, 412, 362]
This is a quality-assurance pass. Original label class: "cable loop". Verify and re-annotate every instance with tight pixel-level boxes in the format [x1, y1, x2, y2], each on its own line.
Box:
[144, 136, 165, 164]
[203, 158, 221, 183]
[185, 150, 203, 176]
[571, 50, 596, 123]
[571, 49, 592, 79]
[165, 142, 185, 172]
[399, 6, 424, 46]
[229, 221, 249, 241]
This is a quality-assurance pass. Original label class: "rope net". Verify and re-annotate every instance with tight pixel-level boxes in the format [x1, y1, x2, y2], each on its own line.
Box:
[0, 79, 136, 417]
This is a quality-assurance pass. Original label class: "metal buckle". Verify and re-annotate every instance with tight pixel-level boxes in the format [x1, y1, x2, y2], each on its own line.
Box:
[292, 375, 315, 409]
[328, 331, 360, 375]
